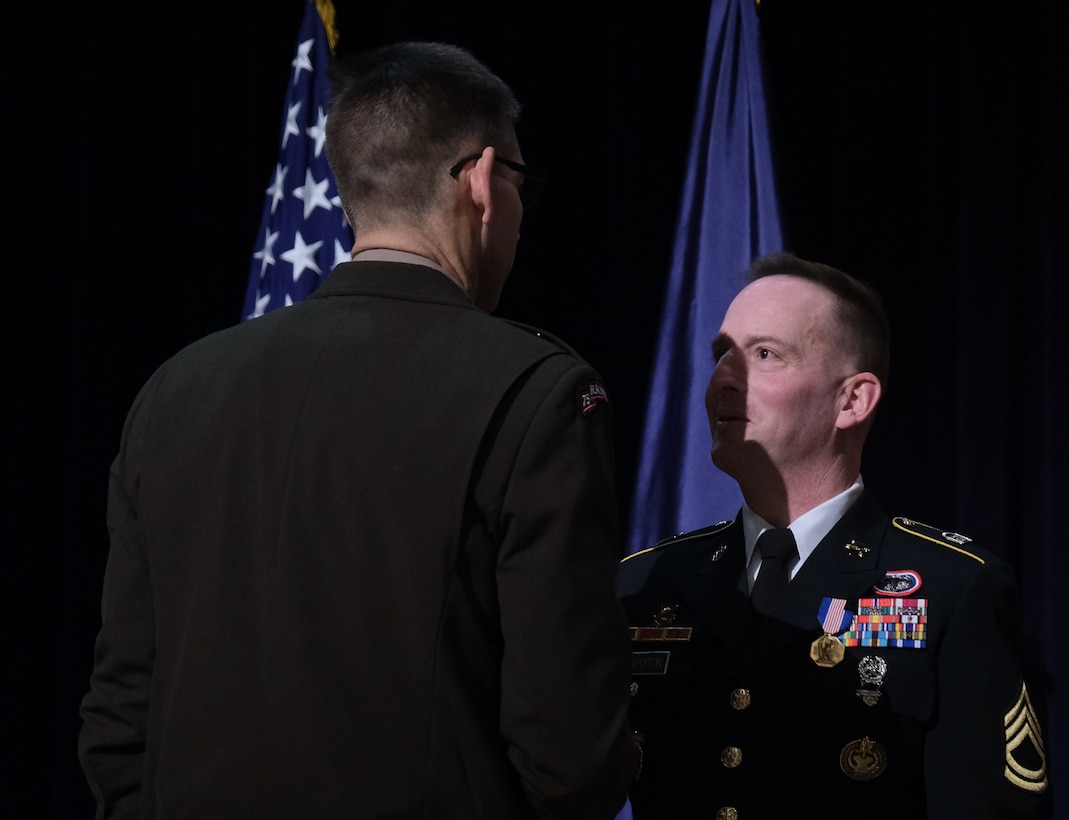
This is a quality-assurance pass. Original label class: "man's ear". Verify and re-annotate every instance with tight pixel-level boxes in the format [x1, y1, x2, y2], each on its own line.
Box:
[836, 372, 882, 430]
[467, 146, 496, 225]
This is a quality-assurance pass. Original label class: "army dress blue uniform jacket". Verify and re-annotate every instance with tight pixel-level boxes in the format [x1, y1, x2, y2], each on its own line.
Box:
[617, 490, 1051, 820]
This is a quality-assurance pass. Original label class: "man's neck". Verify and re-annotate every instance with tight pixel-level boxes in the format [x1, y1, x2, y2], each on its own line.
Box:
[351, 229, 472, 301]
[742, 465, 861, 529]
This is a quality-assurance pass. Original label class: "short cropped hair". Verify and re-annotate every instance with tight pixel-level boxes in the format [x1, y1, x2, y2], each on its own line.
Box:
[746, 252, 891, 388]
[324, 42, 521, 236]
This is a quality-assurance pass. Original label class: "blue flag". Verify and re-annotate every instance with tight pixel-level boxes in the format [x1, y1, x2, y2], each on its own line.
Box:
[627, 0, 783, 553]
[242, 0, 352, 321]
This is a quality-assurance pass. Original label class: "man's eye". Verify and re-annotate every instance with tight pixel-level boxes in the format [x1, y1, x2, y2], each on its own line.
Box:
[758, 348, 772, 359]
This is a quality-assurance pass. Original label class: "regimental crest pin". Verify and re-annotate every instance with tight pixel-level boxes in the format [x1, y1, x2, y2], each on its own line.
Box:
[653, 605, 677, 627]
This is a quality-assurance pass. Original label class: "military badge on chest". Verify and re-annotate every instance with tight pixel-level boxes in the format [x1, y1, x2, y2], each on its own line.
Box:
[840, 736, 888, 781]
[808, 572, 931, 782]
[628, 603, 692, 679]
[810, 597, 853, 667]
[837, 651, 891, 780]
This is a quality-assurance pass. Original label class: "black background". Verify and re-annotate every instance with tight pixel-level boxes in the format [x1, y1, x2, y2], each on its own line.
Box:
[17, 0, 1067, 815]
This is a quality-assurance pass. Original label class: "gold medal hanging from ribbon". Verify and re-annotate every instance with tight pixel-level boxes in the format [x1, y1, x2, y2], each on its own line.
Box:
[810, 597, 854, 668]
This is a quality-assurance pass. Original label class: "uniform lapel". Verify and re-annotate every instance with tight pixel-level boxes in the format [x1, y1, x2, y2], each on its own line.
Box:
[673, 518, 753, 654]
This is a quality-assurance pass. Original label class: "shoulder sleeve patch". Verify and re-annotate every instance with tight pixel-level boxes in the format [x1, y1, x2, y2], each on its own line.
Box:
[578, 378, 609, 416]
[891, 516, 985, 564]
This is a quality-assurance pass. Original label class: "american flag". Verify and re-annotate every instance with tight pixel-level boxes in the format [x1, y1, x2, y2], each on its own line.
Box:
[242, 0, 352, 321]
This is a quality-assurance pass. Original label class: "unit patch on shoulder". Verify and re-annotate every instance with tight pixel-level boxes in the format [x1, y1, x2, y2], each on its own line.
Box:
[1004, 681, 1048, 793]
[892, 517, 985, 564]
[579, 378, 609, 416]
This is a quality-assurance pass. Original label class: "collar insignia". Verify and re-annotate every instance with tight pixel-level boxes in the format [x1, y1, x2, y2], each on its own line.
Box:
[844, 539, 871, 558]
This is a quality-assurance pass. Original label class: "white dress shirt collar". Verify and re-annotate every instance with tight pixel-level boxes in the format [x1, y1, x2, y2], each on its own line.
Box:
[742, 478, 865, 589]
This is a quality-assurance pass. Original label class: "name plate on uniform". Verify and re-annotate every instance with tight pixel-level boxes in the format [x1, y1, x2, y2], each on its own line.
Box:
[628, 626, 693, 642]
[632, 651, 672, 675]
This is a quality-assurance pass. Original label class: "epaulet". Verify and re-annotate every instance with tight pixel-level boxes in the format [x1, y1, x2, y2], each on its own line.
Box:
[504, 320, 610, 417]
[503, 320, 578, 357]
[622, 520, 734, 563]
[891, 516, 985, 564]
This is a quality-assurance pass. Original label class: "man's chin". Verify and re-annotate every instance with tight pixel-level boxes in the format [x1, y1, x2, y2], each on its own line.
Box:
[710, 439, 746, 476]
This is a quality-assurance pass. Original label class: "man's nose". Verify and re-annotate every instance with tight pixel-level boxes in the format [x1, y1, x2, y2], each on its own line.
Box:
[706, 359, 736, 410]
[708, 351, 738, 389]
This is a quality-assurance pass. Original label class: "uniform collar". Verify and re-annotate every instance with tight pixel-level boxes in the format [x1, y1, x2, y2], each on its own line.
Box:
[742, 478, 865, 588]
[351, 248, 446, 274]
[311, 259, 476, 309]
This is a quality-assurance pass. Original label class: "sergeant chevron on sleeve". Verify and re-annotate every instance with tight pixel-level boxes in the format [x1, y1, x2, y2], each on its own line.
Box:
[618, 252, 1052, 820]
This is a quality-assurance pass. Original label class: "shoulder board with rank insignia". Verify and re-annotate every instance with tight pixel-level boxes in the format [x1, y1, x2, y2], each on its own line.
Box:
[891, 517, 984, 564]
[622, 520, 734, 563]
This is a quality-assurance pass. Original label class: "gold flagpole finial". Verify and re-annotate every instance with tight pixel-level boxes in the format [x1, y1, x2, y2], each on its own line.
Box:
[315, 0, 340, 54]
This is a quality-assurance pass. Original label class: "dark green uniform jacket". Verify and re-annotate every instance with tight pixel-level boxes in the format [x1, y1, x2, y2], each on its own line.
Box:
[79, 262, 633, 820]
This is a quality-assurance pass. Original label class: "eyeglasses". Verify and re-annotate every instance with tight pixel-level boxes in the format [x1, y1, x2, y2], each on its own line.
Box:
[448, 151, 545, 209]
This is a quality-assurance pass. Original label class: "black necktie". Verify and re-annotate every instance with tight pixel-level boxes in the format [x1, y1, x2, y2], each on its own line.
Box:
[751, 528, 798, 616]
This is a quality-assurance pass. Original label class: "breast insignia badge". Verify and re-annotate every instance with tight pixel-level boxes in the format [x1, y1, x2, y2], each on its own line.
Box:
[855, 655, 888, 706]
[839, 736, 887, 780]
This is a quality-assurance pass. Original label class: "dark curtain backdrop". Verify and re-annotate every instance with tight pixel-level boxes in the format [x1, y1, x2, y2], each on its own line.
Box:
[23, 0, 1065, 815]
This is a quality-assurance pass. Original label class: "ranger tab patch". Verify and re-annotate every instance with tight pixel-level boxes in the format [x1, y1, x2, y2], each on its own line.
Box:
[579, 378, 609, 416]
